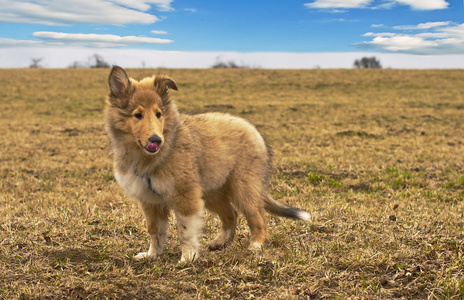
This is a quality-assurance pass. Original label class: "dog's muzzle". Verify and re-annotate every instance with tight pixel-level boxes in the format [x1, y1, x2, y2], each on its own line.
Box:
[145, 135, 162, 153]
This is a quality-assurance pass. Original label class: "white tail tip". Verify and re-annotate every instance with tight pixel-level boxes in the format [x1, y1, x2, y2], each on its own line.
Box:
[298, 211, 311, 221]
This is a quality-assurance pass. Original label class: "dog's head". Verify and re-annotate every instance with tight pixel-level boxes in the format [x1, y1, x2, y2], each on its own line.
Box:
[106, 66, 178, 155]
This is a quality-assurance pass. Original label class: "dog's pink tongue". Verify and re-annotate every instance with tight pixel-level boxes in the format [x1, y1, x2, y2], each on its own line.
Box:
[146, 141, 158, 152]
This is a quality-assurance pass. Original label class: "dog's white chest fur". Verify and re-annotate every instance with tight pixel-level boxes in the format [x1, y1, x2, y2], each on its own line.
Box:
[114, 170, 173, 204]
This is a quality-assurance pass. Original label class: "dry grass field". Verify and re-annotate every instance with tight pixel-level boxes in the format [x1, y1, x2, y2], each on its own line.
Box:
[0, 68, 463, 299]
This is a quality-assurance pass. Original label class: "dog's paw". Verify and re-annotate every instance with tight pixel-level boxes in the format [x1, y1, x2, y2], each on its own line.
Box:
[208, 237, 230, 251]
[178, 250, 198, 264]
[208, 241, 225, 251]
[208, 230, 234, 251]
[133, 252, 156, 261]
[248, 242, 264, 251]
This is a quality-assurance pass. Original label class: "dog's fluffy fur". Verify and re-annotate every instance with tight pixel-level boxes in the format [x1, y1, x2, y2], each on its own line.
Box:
[105, 66, 310, 263]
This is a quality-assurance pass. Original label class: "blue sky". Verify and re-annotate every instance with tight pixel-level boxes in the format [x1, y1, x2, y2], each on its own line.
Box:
[0, 0, 463, 68]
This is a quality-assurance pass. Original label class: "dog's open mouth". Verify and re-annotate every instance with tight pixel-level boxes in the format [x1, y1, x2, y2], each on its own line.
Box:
[145, 141, 159, 153]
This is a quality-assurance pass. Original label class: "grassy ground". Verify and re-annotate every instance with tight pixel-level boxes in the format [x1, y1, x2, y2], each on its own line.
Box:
[0, 68, 463, 299]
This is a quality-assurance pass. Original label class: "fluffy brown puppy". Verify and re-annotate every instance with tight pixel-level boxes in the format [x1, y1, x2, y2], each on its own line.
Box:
[104, 66, 310, 263]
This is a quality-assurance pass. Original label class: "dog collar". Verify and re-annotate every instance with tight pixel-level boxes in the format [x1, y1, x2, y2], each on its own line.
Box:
[145, 176, 161, 196]
[133, 171, 161, 196]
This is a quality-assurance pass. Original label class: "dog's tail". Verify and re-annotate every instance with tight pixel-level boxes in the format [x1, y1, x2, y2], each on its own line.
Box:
[264, 194, 310, 221]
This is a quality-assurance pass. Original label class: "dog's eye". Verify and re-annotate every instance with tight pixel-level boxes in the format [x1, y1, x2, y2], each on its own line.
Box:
[134, 113, 143, 120]
[156, 112, 162, 119]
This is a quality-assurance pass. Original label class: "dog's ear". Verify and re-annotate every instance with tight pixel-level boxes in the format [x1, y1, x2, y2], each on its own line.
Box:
[108, 66, 132, 107]
[153, 75, 178, 99]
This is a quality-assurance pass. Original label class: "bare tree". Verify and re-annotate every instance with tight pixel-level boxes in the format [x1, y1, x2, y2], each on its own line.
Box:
[89, 54, 110, 68]
[30, 58, 43, 68]
[354, 57, 382, 69]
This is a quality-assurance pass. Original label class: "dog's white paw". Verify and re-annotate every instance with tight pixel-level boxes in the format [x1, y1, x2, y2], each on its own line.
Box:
[178, 250, 198, 264]
[248, 241, 264, 251]
[134, 252, 156, 261]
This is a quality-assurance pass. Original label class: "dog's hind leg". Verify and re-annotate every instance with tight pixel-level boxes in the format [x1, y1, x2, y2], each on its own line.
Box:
[205, 191, 238, 251]
[134, 203, 169, 260]
[230, 180, 268, 250]
[242, 202, 268, 250]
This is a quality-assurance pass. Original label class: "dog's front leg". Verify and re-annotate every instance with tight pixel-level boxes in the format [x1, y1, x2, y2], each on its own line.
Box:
[134, 203, 169, 260]
[173, 189, 204, 263]
[175, 209, 204, 263]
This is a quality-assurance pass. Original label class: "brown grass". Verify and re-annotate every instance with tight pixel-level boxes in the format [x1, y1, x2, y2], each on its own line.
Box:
[1, 68, 463, 299]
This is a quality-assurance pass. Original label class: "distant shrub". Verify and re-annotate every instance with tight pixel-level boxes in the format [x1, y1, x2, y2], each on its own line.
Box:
[211, 58, 248, 69]
[68, 54, 111, 69]
[30, 58, 43, 68]
[354, 57, 382, 69]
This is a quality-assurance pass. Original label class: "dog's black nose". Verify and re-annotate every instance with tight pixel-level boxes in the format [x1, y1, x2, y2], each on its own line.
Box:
[148, 135, 162, 144]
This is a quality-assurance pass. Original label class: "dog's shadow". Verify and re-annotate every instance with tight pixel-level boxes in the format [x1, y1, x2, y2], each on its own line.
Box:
[46, 248, 115, 266]
[45, 246, 182, 270]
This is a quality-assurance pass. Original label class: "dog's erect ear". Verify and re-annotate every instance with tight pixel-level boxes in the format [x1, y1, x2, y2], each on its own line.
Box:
[153, 75, 178, 99]
[108, 66, 131, 107]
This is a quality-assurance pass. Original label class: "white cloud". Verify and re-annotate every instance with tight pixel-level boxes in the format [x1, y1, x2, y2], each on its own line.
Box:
[305, 0, 372, 9]
[371, 24, 384, 28]
[375, 1, 395, 9]
[438, 23, 464, 36]
[110, 0, 173, 11]
[0, 0, 169, 25]
[364, 32, 396, 37]
[304, 0, 449, 10]
[363, 35, 439, 52]
[152, 30, 168, 35]
[416, 24, 464, 39]
[393, 0, 448, 10]
[358, 22, 464, 54]
[0, 38, 45, 47]
[32, 32, 173, 48]
[184, 8, 197, 13]
[394, 21, 451, 30]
